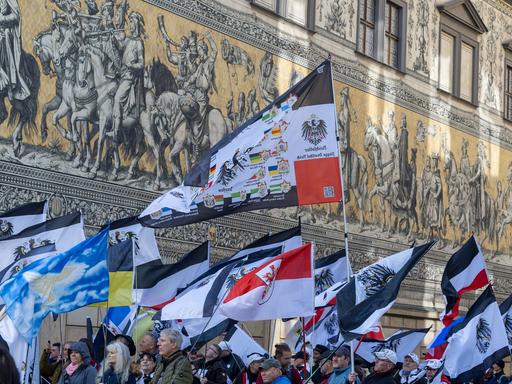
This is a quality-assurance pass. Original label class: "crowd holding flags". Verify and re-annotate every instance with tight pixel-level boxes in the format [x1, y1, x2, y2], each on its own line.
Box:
[0, 58, 509, 384]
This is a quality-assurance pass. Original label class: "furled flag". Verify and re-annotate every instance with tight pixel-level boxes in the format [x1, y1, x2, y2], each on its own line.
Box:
[134, 241, 210, 309]
[499, 293, 512, 352]
[161, 226, 302, 320]
[0, 229, 110, 341]
[0, 212, 85, 283]
[337, 241, 435, 341]
[0, 201, 47, 240]
[444, 286, 510, 383]
[102, 216, 161, 266]
[219, 243, 315, 321]
[162, 246, 283, 320]
[440, 236, 489, 326]
[140, 60, 341, 228]
[314, 250, 350, 294]
[224, 325, 268, 366]
[355, 328, 430, 364]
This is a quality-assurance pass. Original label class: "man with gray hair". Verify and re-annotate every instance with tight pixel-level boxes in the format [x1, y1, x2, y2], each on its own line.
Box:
[151, 328, 193, 384]
[139, 332, 158, 355]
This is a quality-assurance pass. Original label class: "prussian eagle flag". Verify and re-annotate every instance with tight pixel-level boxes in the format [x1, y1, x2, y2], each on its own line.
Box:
[219, 243, 314, 321]
[443, 286, 510, 383]
[0, 201, 48, 240]
[140, 60, 341, 228]
[336, 241, 434, 341]
[499, 293, 512, 351]
[315, 250, 350, 295]
[440, 236, 489, 326]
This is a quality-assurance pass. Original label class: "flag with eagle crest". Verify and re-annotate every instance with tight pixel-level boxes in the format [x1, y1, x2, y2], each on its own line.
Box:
[314, 250, 350, 295]
[336, 241, 435, 341]
[443, 286, 510, 384]
[499, 293, 512, 352]
[0, 201, 47, 240]
[140, 60, 341, 228]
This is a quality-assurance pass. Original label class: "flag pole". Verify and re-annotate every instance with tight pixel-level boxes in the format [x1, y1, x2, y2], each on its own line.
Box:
[327, 55, 355, 374]
[301, 317, 308, 378]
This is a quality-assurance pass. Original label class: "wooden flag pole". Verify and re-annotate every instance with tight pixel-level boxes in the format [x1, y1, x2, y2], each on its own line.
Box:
[328, 55, 356, 374]
[301, 317, 308, 379]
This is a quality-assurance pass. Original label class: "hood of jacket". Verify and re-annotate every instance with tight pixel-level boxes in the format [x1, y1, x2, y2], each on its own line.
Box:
[70, 341, 91, 366]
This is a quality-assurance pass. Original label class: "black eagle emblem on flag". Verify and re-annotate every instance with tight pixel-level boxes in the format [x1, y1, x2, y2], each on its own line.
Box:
[315, 268, 335, 294]
[358, 264, 396, 297]
[324, 312, 339, 336]
[476, 318, 492, 354]
[371, 337, 401, 353]
[504, 314, 512, 347]
[302, 115, 328, 146]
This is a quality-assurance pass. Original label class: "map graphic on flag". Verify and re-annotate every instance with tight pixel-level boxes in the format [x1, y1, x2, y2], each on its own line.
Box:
[140, 60, 341, 228]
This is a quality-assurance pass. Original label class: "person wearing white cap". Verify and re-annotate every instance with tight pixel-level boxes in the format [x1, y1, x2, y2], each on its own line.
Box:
[240, 353, 267, 384]
[349, 349, 398, 384]
[400, 353, 426, 384]
[424, 360, 442, 384]
[219, 341, 244, 384]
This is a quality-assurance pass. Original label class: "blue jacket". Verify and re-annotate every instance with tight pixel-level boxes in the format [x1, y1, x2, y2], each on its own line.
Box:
[273, 376, 292, 384]
[328, 367, 360, 384]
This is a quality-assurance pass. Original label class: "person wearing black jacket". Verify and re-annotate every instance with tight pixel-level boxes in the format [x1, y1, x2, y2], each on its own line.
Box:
[219, 341, 245, 384]
[349, 349, 398, 384]
[198, 344, 228, 384]
[312, 345, 329, 384]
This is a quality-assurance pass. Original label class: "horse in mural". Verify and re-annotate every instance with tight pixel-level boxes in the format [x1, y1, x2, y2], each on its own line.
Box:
[443, 150, 472, 246]
[364, 117, 394, 234]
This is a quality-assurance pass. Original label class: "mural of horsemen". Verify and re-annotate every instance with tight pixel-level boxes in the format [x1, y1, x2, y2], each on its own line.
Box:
[2, 0, 512, 260]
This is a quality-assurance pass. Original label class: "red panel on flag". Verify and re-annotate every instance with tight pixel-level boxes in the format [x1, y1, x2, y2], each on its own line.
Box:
[294, 157, 342, 205]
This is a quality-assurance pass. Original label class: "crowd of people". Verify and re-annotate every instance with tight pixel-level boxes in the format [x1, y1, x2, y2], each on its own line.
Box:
[0, 330, 510, 384]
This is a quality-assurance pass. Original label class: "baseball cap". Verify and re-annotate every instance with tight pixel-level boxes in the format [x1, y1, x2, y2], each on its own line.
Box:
[425, 359, 443, 370]
[406, 352, 419, 365]
[320, 350, 334, 360]
[260, 358, 281, 370]
[218, 341, 231, 351]
[247, 352, 267, 366]
[292, 351, 309, 360]
[374, 349, 397, 365]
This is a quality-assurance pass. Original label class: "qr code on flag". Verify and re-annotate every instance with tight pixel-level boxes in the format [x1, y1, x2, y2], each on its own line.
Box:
[323, 186, 335, 198]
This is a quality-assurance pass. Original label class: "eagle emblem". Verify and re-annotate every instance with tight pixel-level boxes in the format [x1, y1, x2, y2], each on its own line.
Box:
[256, 260, 281, 304]
[323, 312, 339, 336]
[504, 314, 512, 347]
[476, 318, 492, 354]
[203, 194, 215, 208]
[302, 115, 328, 145]
[0, 219, 14, 239]
[371, 337, 401, 353]
[358, 264, 396, 297]
[315, 268, 335, 295]
[108, 231, 138, 246]
[13, 239, 57, 262]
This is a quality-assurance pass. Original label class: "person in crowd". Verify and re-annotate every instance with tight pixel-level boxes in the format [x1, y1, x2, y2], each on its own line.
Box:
[241, 353, 265, 384]
[51, 341, 73, 384]
[115, 334, 137, 357]
[196, 344, 228, 384]
[57, 341, 96, 384]
[291, 351, 309, 379]
[312, 345, 329, 384]
[318, 350, 334, 384]
[152, 328, 193, 384]
[40, 342, 61, 382]
[260, 358, 291, 384]
[188, 348, 205, 372]
[350, 350, 397, 384]
[101, 342, 137, 384]
[329, 346, 359, 384]
[274, 343, 301, 384]
[399, 353, 425, 384]
[0, 344, 20, 384]
[137, 353, 157, 384]
[139, 333, 158, 355]
[219, 341, 244, 384]
[424, 360, 442, 384]
[79, 338, 100, 371]
[484, 360, 509, 384]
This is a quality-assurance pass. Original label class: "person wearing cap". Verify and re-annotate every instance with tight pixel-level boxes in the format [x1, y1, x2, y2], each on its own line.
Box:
[260, 358, 291, 384]
[484, 360, 509, 384]
[274, 343, 302, 384]
[313, 346, 329, 384]
[292, 351, 310, 379]
[241, 353, 266, 384]
[57, 341, 97, 384]
[399, 353, 425, 384]
[318, 350, 334, 384]
[116, 334, 137, 357]
[353, 349, 398, 384]
[152, 328, 193, 384]
[219, 340, 245, 384]
[329, 346, 359, 384]
[424, 360, 442, 384]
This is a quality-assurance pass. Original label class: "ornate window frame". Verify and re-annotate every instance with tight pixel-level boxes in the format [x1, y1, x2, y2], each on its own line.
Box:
[249, 0, 315, 30]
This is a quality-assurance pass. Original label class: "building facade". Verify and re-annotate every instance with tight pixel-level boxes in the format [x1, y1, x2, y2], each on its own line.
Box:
[1, 0, 511, 354]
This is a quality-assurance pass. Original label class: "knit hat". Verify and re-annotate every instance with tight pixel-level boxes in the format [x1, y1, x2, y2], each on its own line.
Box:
[314, 345, 329, 354]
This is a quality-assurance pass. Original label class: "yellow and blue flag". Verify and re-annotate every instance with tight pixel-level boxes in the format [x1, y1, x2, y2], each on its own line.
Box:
[0, 229, 109, 342]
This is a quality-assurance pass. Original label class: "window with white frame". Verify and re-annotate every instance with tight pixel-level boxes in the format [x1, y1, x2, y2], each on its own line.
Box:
[251, 0, 314, 29]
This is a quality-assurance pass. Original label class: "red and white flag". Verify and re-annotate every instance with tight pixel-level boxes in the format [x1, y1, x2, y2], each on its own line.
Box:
[219, 243, 314, 321]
